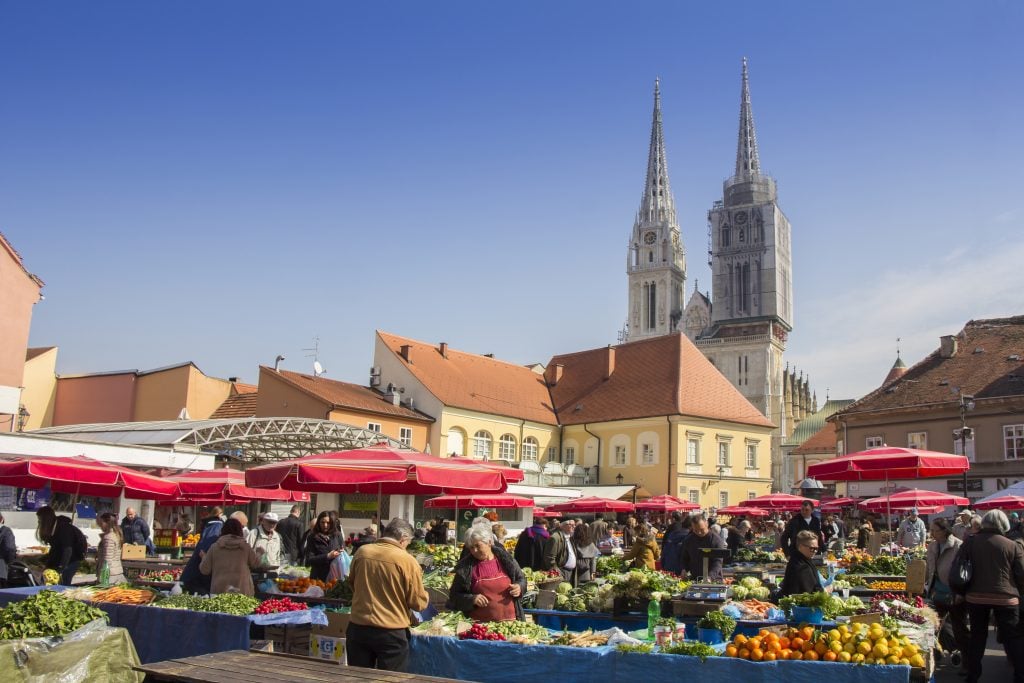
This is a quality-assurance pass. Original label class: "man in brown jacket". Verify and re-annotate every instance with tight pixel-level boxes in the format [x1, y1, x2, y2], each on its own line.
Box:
[963, 510, 1024, 683]
[346, 518, 428, 671]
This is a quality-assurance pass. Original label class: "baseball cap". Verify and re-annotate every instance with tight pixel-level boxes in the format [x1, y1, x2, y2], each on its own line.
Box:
[262, 512, 279, 523]
[910, 507, 919, 515]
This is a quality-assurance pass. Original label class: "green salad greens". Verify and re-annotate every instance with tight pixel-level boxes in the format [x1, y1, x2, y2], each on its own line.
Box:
[0, 590, 107, 639]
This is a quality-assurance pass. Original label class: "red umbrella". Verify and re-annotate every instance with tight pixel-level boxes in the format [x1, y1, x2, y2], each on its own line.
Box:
[244, 445, 513, 495]
[444, 456, 525, 484]
[634, 494, 700, 512]
[545, 496, 635, 514]
[739, 493, 814, 511]
[424, 494, 535, 509]
[0, 455, 179, 499]
[532, 506, 558, 518]
[820, 497, 860, 512]
[974, 494, 1024, 511]
[169, 468, 309, 502]
[806, 447, 970, 481]
[859, 498, 947, 515]
[858, 488, 968, 511]
[717, 505, 770, 518]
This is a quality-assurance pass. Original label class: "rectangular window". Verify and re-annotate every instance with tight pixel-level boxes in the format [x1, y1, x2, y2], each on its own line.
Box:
[1005, 425, 1024, 460]
[399, 427, 413, 446]
[686, 438, 699, 465]
[521, 440, 538, 461]
[547, 446, 557, 461]
[614, 445, 626, 466]
[746, 444, 757, 469]
[688, 490, 699, 504]
[748, 491, 757, 500]
[719, 491, 729, 508]
[367, 422, 382, 433]
[952, 428, 975, 462]
[641, 444, 654, 465]
[907, 431, 927, 450]
[837, 439, 845, 456]
[718, 442, 730, 466]
[865, 436, 884, 449]
[564, 447, 575, 465]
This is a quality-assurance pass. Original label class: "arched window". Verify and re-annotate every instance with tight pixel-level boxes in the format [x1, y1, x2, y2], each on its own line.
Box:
[472, 431, 492, 459]
[521, 437, 539, 461]
[498, 434, 517, 460]
[446, 428, 466, 456]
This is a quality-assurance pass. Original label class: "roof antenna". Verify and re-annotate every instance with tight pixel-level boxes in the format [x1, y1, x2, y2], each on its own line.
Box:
[303, 336, 325, 376]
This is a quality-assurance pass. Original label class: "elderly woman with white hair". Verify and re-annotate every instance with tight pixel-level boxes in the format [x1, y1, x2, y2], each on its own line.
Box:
[961, 509, 1024, 683]
[447, 526, 527, 622]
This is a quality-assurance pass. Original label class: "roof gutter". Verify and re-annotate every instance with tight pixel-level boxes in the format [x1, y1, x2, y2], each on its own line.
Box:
[582, 423, 600, 484]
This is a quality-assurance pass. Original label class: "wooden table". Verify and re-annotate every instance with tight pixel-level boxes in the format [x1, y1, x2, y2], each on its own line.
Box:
[135, 650, 469, 682]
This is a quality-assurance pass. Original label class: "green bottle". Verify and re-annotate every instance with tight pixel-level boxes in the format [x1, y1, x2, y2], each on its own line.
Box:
[99, 563, 110, 587]
[647, 598, 660, 640]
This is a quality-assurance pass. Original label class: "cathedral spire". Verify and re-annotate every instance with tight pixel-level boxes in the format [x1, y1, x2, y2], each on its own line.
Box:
[638, 78, 676, 225]
[735, 57, 761, 178]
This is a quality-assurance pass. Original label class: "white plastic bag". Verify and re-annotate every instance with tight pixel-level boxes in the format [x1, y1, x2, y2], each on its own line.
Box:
[327, 550, 352, 583]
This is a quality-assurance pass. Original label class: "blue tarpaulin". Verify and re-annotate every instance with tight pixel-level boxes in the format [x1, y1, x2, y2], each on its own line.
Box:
[407, 636, 911, 683]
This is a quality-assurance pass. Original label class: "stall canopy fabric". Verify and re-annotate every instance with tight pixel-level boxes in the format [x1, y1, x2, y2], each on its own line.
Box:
[244, 445, 513, 495]
[819, 497, 860, 512]
[805, 447, 970, 481]
[545, 496, 634, 514]
[739, 493, 814, 511]
[424, 494, 535, 509]
[633, 495, 700, 512]
[859, 489, 968, 513]
[0, 454, 179, 499]
[531, 507, 558, 518]
[973, 494, 1024, 511]
[716, 505, 770, 517]
[168, 468, 308, 502]
[444, 456, 526, 484]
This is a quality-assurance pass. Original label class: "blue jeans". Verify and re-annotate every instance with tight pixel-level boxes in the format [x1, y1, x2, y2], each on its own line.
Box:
[59, 561, 81, 586]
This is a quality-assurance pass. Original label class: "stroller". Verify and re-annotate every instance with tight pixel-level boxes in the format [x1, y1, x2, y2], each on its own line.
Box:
[4, 561, 40, 589]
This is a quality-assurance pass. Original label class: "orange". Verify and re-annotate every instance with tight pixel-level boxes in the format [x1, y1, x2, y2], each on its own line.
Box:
[802, 641, 814, 653]
[815, 641, 828, 656]
[790, 637, 804, 651]
[767, 641, 782, 654]
[758, 629, 771, 638]
[747, 637, 762, 651]
[800, 627, 814, 641]
[804, 650, 819, 661]
[824, 651, 838, 662]
[789, 650, 803, 661]
[778, 637, 790, 649]
[780, 649, 792, 660]
[763, 651, 777, 662]
[734, 634, 748, 646]
[750, 648, 764, 662]
[725, 645, 738, 658]
[738, 648, 751, 660]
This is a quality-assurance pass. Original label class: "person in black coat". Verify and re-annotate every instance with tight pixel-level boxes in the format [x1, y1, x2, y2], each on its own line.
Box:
[448, 526, 527, 621]
[303, 512, 344, 581]
[36, 506, 86, 586]
[680, 514, 728, 581]
[724, 524, 746, 557]
[0, 513, 17, 587]
[276, 505, 305, 566]
[513, 519, 550, 571]
[660, 513, 690, 575]
[780, 501, 825, 559]
[778, 530, 825, 598]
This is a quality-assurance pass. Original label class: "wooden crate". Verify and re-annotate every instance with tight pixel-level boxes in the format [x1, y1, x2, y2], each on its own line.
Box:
[673, 599, 721, 617]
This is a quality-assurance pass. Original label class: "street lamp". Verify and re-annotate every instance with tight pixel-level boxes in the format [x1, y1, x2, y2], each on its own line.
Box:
[958, 394, 975, 501]
[615, 473, 624, 485]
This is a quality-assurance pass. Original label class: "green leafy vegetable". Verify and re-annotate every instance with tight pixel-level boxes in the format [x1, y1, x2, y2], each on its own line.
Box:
[0, 590, 107, 639]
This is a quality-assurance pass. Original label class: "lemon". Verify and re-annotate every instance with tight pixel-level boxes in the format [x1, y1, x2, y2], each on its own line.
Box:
[830, 640, 843, 653]
[828, 629, 841, 641]
[872, 643, 889, 659]
[852, 653, 865, 664]
[904, 644, 918, 657]
[886, 655, 900, 665]
[899, 658, 910, 666]
[839, 651, 852, 663]
[909, 654, 925, 668]
[857, 641, 872, 655]
[844, 641, 856, 654]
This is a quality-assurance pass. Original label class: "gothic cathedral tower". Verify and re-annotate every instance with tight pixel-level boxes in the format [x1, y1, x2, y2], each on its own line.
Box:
[685, 58, 795, 470]
[625, 80, 686, 342]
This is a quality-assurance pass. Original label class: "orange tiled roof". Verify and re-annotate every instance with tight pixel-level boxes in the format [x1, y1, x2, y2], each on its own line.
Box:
[232, 382, 258, 395]
[270, 367, 433, 423]
[550, 333, 775, 427]
[26, 347, 56, 362]
[837, 316, 1024, 417]
[793, 423, 838, 456]
[210, 393, 258, 419]
[377, 332, 558, 425]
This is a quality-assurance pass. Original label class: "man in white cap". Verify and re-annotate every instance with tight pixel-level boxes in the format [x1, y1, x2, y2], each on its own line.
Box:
[247, 512, 282, 567]
[952, 509, 973, 540]
[897, 508, 927, 549]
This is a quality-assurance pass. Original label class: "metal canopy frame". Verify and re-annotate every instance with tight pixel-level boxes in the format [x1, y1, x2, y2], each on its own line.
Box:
[31, 418, 406, 464]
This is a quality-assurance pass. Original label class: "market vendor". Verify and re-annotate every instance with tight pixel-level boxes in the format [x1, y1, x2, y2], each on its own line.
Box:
[680, 513, 727, 581]
[448, 526, 526, 621]
[778, 530, 827, 598]
[246, 511, 282, 567]
[780, 500, 825, 558]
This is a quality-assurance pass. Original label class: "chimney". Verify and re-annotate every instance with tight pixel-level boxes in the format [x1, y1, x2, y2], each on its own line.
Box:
[939, 335, 958, 359]
[400, 345, 413, 363]
[384, 382, 401, 406]
[228, 376, 238, 383]
[545, 363, 564, 386]
[438, 342, 448, 359]
[605, 345, 616, 380]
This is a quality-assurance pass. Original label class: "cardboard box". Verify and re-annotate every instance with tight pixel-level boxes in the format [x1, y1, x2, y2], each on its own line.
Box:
[121, 544, 147, 560]
[906, 559, 926, 595]
[265, 624, 311, 656]
[310, 635, 347, 663]
[312, 611, 351, 639]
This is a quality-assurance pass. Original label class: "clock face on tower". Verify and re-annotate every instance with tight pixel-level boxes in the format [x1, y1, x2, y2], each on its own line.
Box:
[735, 211, 748, 225]
[644, 231, 657, 245]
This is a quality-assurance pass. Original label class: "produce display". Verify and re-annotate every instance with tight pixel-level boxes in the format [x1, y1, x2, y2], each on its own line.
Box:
[724, 622, 925, 667]
[275, 577, 337, 593]
[182, 533, 201, 547]
[778, 592, 864, 620]
[138, 568, 182, 582]
[324, 578, 353, 602]
[154, 593, 260, 615]
[844, 554, 907, 576]
[253, 597, 308, 614]
[870, 594, 928, 627]
[458, 623, 505, 641]
[90, 587, 158, 605]
[730, 548, 785, 564]
[659, 641, 719, 659]
[0, 590, 107, 640]
[550, 629, 609, 647]
[727, 576, 771, 601]
[423, 571, 454, 591]
[480, 620, 549, 644]
[42, 569, 60, 585]
[696, 610, 736, 639]
[867, 580, 906, 591]
[616, 642, 654, 653]
[424, 544, 461, 573]
[413, 612, 469, 636]
[731, 599, 776, 620]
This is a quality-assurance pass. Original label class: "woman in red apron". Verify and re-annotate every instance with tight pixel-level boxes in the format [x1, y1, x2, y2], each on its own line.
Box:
[447, 525, 527, 621]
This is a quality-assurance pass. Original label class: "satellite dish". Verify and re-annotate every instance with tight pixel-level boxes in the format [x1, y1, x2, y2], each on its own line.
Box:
[313, 361, 324, 376]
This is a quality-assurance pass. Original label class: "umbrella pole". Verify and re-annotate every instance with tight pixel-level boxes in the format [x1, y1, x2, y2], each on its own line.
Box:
[885, 473, 893, 556]
[377, 483, 382, 526]
[70, 482, 81, 522]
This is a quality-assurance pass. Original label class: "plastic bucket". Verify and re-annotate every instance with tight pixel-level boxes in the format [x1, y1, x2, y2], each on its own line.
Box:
[697, 628, 724, 645]
[791, 606, 825, 624]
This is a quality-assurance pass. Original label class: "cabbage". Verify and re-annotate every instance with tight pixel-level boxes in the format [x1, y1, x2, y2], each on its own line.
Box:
[750, 586, 771, 600]
[730, 586, 749, 600]
[740, 577, 761, 590]
[557, 582, 573, 595]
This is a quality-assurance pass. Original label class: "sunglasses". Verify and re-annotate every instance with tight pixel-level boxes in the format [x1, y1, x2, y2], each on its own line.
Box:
[803, 544, 819, 551]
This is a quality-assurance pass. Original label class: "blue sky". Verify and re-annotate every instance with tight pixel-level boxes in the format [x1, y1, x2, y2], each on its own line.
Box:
[3, 1, 1022, 400]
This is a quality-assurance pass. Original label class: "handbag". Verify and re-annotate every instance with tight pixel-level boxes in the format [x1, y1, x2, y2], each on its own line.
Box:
[948, 538, 973, 594]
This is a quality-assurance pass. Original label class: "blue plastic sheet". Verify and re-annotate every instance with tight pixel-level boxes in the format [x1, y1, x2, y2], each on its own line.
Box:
[246, 607, 328, 627]
[407, 636, 912, 683]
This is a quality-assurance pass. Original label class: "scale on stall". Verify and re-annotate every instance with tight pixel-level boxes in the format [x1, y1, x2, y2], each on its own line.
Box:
[683, 583, 729, 601]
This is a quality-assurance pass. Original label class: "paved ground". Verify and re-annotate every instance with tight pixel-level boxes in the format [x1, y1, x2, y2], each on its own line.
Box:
[934, 623, 1013, 682]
